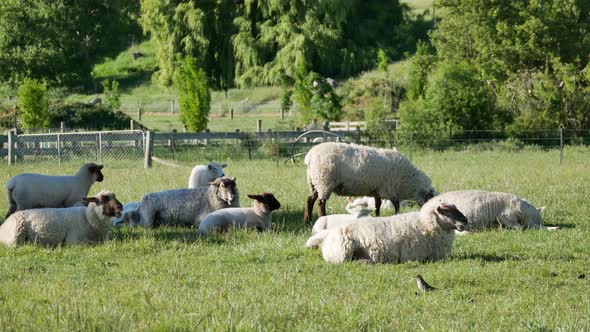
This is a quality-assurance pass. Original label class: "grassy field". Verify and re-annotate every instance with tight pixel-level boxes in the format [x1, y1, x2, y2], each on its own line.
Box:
[1, 146, 590, 330]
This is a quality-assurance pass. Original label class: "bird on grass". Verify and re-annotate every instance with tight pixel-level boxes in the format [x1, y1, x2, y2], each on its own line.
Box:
[416, 275, 437, 293]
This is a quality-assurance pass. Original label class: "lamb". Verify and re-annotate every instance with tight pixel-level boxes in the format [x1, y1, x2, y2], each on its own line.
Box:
[420, 190, 550, 232]
[303, 142, 437, 224]
[198, 192, 281, 235]
[5, 163, 105, 218]
[188, 162, 227, 189]
[138, 177, 239, 228]
[0, 191, 122, 247]
[305, 203, 468, 264]
[345, 196, 398, 214]
[311, 206, 373, 235]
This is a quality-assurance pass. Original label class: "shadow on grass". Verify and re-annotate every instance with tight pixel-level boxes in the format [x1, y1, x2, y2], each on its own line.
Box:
[272, 209, 309, 233]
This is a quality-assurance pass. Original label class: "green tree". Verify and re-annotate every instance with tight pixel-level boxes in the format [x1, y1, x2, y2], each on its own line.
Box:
[0, 0, 140, 87]
[18, 79, 50, 129]
[102, 80, 121, 111]
[406, 40, 436, 100]
[174, 57, 211, 132]
[294, 64, 342, 124]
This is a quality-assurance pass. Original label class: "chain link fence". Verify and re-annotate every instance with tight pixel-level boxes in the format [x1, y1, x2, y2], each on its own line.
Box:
[7, 130, 144, 166]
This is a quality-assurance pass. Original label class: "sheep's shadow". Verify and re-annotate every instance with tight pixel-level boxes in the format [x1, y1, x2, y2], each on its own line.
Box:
[271, 209, 310, 233]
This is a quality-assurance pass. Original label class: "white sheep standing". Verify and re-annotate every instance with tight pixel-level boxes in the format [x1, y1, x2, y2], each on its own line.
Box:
[311, 205, 374, 235]
[421, 190, 552, 232]
[0, 191, 122, 247]
[5, 163, 105, 218]
[303, 142, 437, 224]
[188, 162, 227, 189]
[138, 177, 239, 228]
[198, 192, 281, 235]
[305, 202, 468, 264]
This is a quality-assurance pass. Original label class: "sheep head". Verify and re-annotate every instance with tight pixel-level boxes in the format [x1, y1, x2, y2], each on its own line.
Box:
[81, 163, 104, 182]
[207, 162, 227, 180]
[414, 187, 438, 207]
[247, 192, 281, 211]
[83, 190, 123, 218]
[210, 177, 239, 205]
[433, 203, 468, 231]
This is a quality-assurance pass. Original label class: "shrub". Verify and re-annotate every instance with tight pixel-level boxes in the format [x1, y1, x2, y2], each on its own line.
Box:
[102, 80, 121, 111]
[294, 71, 342, 124]
[174, 57, 211, 132]
[49, 103, 131, 130]
[18, 78, 50, 128]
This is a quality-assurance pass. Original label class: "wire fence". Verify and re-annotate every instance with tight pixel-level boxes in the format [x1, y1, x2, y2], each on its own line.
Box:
[2, 128, 589, 167]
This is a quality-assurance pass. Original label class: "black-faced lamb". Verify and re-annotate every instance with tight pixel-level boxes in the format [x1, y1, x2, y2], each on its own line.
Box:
[305, 203, 467, 264]
[198, 192, 281, 235]
[138, 177, 239, 228]
[5, 163, 104, 218]
[421, 190, 549, 232]
[303, 142, 437, 224]
[188, 162, 227, 189]
[0, 191, 122, 247]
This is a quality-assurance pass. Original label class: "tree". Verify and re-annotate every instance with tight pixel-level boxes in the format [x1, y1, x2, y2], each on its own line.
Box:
[406, 40, 437, 100]
[102, 80, 121, 111]
[294, 70, 342, 124]
[174, 57, 211, 132]
[0, 0, 140, 87]
[18, 79, 50, 129]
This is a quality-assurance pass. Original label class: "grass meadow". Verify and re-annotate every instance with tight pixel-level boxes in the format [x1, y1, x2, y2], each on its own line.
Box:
[1, 146, 590, 330]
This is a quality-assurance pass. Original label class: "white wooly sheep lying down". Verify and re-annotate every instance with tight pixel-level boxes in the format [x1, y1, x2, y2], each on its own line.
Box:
[420, 190, 554, 232]
[305, 203, 468, 264]
[345, 196, 399, 214]
[303, 142, 437, 224]
[311, 205, 374, 235]
[198, 192, 281, 235]
[188, 162, 227, 189]
[138, 177, 239, 228]
[0, 191, 122, 247]
[5, 163, 105, 218]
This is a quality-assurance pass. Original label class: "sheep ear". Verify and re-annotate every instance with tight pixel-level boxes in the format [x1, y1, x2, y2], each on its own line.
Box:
[424, 190, 435, 202]
[83, 197, 99, 204]
[247, 194, 262, 201]
[347, 196, 353, 203]
[537, 207, 545, 214]
[208, 164, 213, 170]
[97, 164, 104, 170]
[221, 164, 227, 168]
[231, 177, 236, 182]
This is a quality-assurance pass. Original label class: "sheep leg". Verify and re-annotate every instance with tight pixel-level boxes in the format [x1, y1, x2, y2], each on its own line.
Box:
[374, 196, 382, 216]
[318, 198, 327, 217]
[304, 189, 319, 225]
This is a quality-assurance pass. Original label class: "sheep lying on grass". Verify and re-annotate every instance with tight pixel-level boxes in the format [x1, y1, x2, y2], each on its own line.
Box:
[311, 206, 373, 235]
[305, 203, 467, 264]
[198, 192, 281, 235]
[0, 191, 122, 247]
[138, 177, 239, 228]
[5, 163, 104, 218]
[188, 162, 227, 189]
[345, 196, 398, 214]
[303, 142, 437, 224]
[421, 190, 552, 232]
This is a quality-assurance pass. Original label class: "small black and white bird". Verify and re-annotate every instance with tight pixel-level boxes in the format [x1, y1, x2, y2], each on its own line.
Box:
[416, 275, 437, 292]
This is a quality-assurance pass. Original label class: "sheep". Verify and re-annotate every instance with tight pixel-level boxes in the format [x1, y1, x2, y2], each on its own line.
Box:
[198, 192, 281, 235]
[0, 191, 122, 247]
[138, 177, 239, 228]
[303, 142, 437, 224]
[5, 163, 104, 218]
[188, 162, 227, 189]
[305, 203, 468, 264]
[311, 206, 373, 235]
[420, 190, 551, 232]
[345, 196, 398, 214]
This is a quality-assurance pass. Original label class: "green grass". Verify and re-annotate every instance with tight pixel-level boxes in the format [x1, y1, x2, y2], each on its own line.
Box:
[1, 147, 590, 330]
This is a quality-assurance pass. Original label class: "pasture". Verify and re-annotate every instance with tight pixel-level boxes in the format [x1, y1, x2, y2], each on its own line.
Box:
[1, 146, 590, 330]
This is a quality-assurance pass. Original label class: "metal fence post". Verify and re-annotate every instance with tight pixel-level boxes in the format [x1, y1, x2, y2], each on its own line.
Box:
[98, 132, 103, 164]
[144, 130, 153, 168]
[560, 127, 564, 165]
[57, 134, 61, 166]
[8, 130, 16, 166]
[276, 130, 279, 167]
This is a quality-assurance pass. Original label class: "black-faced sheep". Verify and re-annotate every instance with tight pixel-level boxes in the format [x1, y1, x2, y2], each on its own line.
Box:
[5, 163, 104, 218]
[198, 192, 281, 235]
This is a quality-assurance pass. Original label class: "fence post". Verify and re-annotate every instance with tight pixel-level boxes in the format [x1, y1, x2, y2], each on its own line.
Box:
[280, 108, 285, 120]
[60, 122, 65, 133]
[256, 119, 262, 132]
[98, 132, 103, 164]
[388, 128, 393, 149]
[230, 108, 234, 120]
[8, 130, 16, 166]
[170, 100, 175, 113]
[560, 127, 564, 165]
[276, 130, 279, 167]
[57, 134, 61, 166]
[130, 119, 135, 130]
[144, 130, 153, 168]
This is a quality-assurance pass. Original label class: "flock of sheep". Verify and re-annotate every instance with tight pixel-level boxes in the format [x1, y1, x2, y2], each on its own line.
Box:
[0, 142, 554, 266]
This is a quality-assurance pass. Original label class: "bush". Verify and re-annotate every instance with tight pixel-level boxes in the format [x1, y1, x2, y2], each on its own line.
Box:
[49, 103, 132, 130]
[102, 80, 121, 111]
[294, 68, 342, 124]
[174, 57, 211, 132]
[18, 78, 50, 128]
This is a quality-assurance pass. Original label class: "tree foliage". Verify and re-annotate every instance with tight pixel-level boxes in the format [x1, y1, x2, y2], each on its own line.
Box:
[293, 65, 342, 124]
[102, 80, 121, 111]
[18, 79, 50, 129]
[174, 57, 211, 132]
[0, 0, 140, 87]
